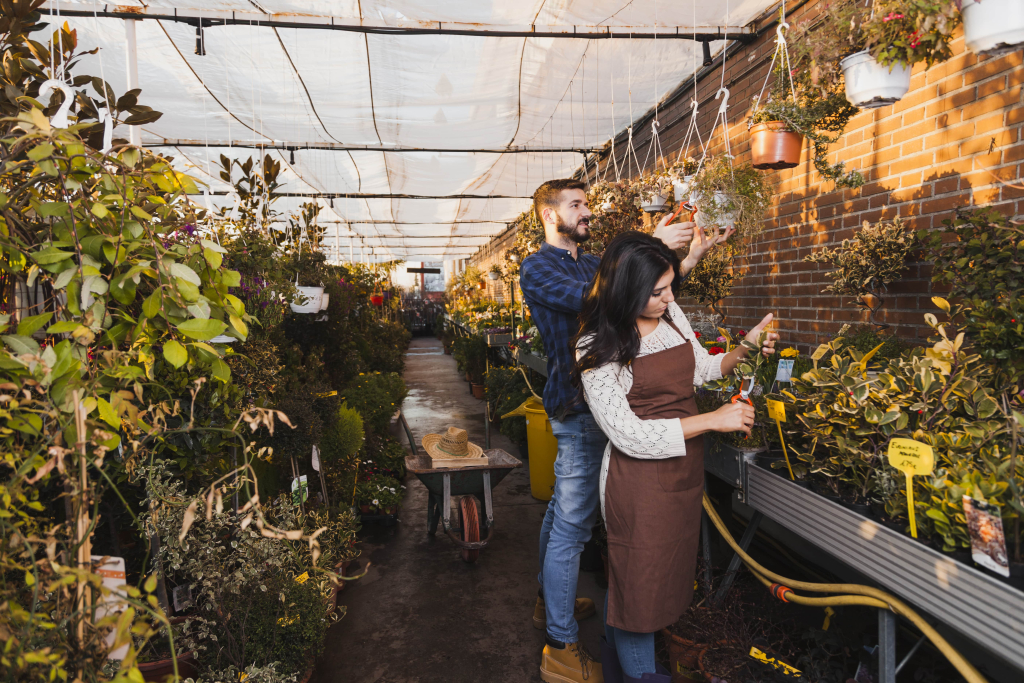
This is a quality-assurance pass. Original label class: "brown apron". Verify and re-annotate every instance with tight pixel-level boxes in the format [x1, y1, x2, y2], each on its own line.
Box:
[605, 319, 704, 633]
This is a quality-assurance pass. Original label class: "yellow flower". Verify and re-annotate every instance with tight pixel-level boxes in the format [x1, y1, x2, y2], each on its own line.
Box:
[780, 348, 799, 358]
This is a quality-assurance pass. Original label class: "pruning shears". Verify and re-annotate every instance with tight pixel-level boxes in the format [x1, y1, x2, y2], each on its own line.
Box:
[732, 376, 756, 439]
[665, 201, 698, 226]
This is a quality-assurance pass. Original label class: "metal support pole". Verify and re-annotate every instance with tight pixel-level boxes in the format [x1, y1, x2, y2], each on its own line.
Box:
[714, 511, 763, 607]
[124, 19, 141, 146]
[878, 609, 897, 683]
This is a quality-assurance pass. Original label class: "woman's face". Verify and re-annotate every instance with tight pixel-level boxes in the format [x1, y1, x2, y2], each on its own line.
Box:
[639, 268, 676, 319]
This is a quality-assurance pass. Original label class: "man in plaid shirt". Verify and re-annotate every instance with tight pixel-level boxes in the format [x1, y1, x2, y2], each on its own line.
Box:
[522, 178, 731, 683]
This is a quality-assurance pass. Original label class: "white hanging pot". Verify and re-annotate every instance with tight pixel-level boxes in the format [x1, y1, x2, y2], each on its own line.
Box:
[290, 286, 324, 314]
[673, 176, 694, 202]
[640, 193, 668, 212]
[488, 271, 500, 280]
[696, 192, 736, 230]
[840, 50, 911, 109]
[210, 335, 236, 344]
[600, 201, 618, 213]
[320, 293, 330, 311]
[961, 0, 1024, 57]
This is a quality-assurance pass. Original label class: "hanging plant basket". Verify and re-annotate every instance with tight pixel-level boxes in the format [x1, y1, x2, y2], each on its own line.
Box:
[478, 280, 487, 290]
[600, 201, 618, 213]
[840, 50, 911, 109]
[370, 294, 384, 306]
[488, 271, 500, 280]
[320, 293, 330, 311]
[290, 286, 324, 314]
[961, 0, 1024, 57]
[640, 193, 668, 212]
[749, 122, 803, 170]
[209, 335, 236, 344]
[672, 176, 694, 202]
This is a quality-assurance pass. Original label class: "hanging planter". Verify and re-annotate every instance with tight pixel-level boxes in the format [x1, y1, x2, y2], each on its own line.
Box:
[488, 270, 500, 280]
[209, 335, 236, 344]
[961, 0, 1024, 57]
[370, 294, 384, 306]
[290, 286, 324, 314]
[672, 176, 695, 203]
[749, 121, 803, 170]
[640, 193, 668, 213]
[320, 293, 330, 311]
[840, 50, 911, 109]
[600, 201, 617, 213]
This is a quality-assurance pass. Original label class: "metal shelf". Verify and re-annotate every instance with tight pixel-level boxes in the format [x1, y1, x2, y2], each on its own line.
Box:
[513, 348, 548, 377]
[745, 465, 1024, 672]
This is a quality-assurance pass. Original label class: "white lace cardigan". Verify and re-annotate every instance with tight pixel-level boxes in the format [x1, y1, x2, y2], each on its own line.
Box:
[577, 302, 724, 518]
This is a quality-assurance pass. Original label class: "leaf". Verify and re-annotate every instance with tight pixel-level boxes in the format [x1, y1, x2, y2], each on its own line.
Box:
[203, 247, 223, 270]
[221, 269, 241, 287]
[144, 573, 158, 594]
[91, 202, 109, 218]
[31, 246, 74, 265]
[176, 318, 227, 341]
[97, 396, 119, 428]
[124, 110, 163, 125]
[977, 397, 998, 420]
[2, 335, 39, 355]
[162, 340, 187, 369]
[53, 267, 77, 290]
[17, 312, 52, 336]
[170, 262, 201, 286]
[27, 142, 54, 161]
[178, 501, 198, 543]
[210, 358, 231, 383]
[200, 239, 227, 254]
[37, 202, 69, 217]
[130, 206, 152, 221]
[47, 321, 79, 334]
[931, 296, 950, 313]
[228, 313, 248, 339]
[186, 300, 211, 320]
[142, 291, 162, 319]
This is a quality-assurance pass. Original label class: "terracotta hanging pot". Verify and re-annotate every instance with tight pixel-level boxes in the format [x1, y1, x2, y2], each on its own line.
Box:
[749, 122, 803, 170]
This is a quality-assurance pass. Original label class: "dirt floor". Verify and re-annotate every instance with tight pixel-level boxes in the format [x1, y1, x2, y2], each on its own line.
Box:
[311, 335, 606, 683]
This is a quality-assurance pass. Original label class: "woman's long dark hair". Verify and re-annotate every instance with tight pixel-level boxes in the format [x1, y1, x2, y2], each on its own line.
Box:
[570, 231, 681, 401]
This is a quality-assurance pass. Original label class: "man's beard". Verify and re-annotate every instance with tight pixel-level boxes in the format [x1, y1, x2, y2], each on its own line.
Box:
[555, 213, 591, 243]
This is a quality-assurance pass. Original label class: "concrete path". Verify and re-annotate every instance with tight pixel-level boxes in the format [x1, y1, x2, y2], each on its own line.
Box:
[311, 336, 606, 683]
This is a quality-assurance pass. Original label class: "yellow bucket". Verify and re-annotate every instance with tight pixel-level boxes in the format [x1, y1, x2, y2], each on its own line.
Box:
[524, 397, 558, 501]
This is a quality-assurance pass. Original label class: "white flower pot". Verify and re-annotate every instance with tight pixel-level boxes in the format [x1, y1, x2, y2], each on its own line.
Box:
[210, 335, 236, 344]
[840, 50, 911, 109]
[488, 271, 500, 280]
[320, 293, 330, 311]
[961, 0, 1024, 57]
[696, 192, 735, 230]
[290, 286, 324, 314]
[672, 178, 693, 202]
[600, 201, 618, 213]
[640, 193, 668, 212]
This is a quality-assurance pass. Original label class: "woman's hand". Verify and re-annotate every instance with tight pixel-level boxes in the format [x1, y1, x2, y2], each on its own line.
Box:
[744, 313, 779, 358]
[652, 212, 696, 250]
[712, 401, 755, 435]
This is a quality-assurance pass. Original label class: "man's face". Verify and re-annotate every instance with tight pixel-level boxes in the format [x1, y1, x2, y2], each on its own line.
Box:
[550, 189, 593, 243]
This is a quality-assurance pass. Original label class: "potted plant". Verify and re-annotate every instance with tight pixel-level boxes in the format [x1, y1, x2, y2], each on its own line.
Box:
[488, 264, 502, 280]
[791, 0, 960, 110]
[586, 182, 643, 254]
[959, 0, 1024, 56]
[634, 171, 670, 212]
[691, 155, 774, 243]
[665, 157, 700, 201]
[804, 216, 915, 329]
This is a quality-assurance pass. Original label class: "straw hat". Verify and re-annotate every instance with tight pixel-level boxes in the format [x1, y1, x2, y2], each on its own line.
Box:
[422, 426, 484, 460]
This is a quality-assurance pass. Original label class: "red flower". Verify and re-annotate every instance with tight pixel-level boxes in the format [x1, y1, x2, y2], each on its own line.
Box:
[738, 330, 747, 337]
[708, 346, 725, 355]
[694, 331, 702, 339]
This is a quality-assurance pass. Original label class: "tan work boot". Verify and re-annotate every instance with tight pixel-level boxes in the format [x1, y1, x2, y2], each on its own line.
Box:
[541, 640, 604, 683]
[533, 596, 597, 629]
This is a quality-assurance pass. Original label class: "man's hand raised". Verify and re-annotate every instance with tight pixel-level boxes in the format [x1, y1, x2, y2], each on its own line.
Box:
[652, 211, 696, 251]
[681, 219, 735, 275]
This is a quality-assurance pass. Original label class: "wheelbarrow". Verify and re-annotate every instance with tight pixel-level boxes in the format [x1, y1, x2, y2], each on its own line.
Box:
[405, 449, 522, 562]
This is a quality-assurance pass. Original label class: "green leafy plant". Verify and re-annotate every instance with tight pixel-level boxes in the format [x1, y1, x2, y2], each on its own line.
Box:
[355, 474, 404, 512]
[692, 155, 774, 245]
[679, 241, 737, 323]
[339, 371, 407, 435]
[804, 217, 915, 328]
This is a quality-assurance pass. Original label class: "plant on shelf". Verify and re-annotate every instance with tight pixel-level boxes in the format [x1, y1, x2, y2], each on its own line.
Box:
[691, 155, 774, 245]
[804, 217, 915, 329]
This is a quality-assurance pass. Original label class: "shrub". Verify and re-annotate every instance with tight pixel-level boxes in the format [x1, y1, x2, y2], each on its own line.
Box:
[360, 319, 412, 373]
[340, 372, 408, 435]
[320, 403, 365, 466]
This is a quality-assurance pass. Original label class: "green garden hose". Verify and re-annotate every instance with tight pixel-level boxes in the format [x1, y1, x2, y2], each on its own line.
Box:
[701, 493, 988, 683]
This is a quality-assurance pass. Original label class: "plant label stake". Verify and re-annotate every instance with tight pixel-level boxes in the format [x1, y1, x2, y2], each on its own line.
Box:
[767, 398, 795, 480]
[886, 438, 934, 538]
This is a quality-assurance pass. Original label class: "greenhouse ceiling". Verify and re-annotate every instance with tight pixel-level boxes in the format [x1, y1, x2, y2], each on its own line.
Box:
[46, 0, 778, 262]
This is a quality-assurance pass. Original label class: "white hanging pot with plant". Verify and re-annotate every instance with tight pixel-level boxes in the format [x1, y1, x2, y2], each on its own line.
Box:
[488, 270, 500, 280]
[840, 50, 911, 109]
[673, 176, 695, 202]
[600, 201, 618, 213]
[960, 0, 1024, 56]
[291, 285, 324, 314]
[210, 334, 236, 344]
[696, 192, 736, 230]
[320, 293, 330, 311]
[640, 193, 668, 212]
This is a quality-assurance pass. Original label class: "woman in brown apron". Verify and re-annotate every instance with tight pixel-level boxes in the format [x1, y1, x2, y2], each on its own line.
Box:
[571, 232, 777, 683]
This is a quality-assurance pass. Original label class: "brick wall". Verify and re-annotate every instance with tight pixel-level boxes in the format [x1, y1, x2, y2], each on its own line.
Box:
[473, 0, 1024, 351]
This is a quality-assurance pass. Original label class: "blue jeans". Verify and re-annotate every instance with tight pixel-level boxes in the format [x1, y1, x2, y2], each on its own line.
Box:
[538, 412, 607, 643]
[604, 593, 656, 677]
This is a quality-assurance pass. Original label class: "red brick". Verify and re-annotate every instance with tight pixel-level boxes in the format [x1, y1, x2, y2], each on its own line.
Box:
[964, 52, 1023, 85]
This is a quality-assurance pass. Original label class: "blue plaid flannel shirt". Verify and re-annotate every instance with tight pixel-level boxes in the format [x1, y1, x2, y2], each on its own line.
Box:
[519, 241, 601, 419]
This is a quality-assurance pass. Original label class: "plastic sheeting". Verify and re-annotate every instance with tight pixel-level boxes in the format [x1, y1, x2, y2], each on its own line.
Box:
[46, 1, 776, 261]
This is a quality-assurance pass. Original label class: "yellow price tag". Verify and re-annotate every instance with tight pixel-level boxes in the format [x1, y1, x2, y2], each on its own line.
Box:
[316, 390, 338, 398]
[766, 399, 795, 481]
[294, 571, 309, 584]
[749, 647, 801, 676]
[887, 438, 934, 538]
[810, 343, 829, 361]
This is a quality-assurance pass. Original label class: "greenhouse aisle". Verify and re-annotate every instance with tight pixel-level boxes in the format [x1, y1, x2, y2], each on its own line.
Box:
[311, 336, 606, 683]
